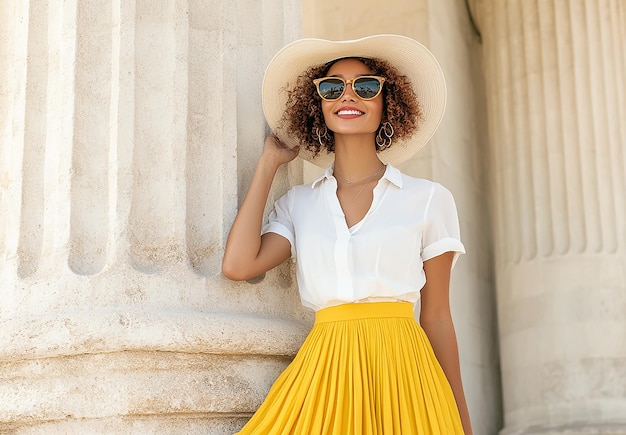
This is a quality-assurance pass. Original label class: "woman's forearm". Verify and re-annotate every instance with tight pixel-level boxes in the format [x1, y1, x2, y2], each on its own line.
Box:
[422, 319, 473, 434]
[222, 154, 281, 279]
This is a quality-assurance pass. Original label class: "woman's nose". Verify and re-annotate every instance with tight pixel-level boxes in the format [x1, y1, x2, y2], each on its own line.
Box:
[341, 82, 357, 101]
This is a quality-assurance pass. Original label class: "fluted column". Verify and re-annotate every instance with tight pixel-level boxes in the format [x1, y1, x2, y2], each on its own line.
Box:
[0, 1, 306, 433]
[477, 0, 626, 433]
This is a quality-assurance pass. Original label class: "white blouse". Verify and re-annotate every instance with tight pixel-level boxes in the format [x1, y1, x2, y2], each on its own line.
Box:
[262, 164, 465, 311]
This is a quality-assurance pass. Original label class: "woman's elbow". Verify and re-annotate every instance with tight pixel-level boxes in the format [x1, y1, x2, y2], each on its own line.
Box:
[221, 260, 247, 281]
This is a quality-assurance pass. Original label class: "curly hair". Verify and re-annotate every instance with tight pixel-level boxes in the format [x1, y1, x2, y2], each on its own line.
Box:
[279, 57, 422, 158]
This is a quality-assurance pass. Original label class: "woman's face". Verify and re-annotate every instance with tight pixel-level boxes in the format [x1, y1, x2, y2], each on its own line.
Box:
[320, 58, 384, 137]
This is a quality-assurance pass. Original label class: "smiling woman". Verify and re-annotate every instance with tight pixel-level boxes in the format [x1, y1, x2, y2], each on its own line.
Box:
[222, 34, 472, 434]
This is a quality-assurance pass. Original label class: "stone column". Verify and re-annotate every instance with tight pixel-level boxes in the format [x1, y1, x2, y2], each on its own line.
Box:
[0, 1, 307, 433]
[477, 0, 626, 433]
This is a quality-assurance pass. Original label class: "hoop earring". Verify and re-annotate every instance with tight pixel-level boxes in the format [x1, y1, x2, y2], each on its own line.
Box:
[376, 122, 394, 149]
[312, 125, 330, 147]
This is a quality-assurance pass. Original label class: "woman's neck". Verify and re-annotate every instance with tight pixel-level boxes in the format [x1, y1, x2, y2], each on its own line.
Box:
[333, 133, 384, 180]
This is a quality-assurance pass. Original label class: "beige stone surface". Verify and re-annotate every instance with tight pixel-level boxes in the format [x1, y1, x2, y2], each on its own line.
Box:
[477, 0, 626, 433]
[0, 351, 287, 433]
[0, 0, 308, 433]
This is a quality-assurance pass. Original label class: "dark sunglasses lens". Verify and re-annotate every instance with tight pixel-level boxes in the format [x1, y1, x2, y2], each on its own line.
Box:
[353, 77, 382, 99]
[318, 78, 345, 100]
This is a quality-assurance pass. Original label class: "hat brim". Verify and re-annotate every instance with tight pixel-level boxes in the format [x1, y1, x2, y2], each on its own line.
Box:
[262, 34, 447, 168]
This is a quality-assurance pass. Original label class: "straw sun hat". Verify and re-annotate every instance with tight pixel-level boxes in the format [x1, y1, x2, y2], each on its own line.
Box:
[261, 34, 447, 168]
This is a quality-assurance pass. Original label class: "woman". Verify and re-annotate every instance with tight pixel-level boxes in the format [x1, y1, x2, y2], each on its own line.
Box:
[222, 34, 472, 434]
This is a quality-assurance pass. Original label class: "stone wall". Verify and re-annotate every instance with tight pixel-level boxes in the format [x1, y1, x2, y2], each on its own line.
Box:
[476, 0, 626, 433]
[0, 1, 309, 433]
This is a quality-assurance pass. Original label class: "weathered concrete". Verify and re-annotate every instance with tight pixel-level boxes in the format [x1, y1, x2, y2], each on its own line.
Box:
[0, 0, 308, 433]
[476, 0, 626, 433]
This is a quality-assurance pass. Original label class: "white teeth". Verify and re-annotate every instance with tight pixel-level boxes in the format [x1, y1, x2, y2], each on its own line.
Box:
[337, 110, 363, 116]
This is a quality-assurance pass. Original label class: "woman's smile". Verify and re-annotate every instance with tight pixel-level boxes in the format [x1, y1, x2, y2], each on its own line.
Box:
[335, 106, 365, 118]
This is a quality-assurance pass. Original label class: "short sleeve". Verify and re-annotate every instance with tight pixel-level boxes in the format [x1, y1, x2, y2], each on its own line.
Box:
[261, 189, 296, 258]
[421, 183, 466, 268]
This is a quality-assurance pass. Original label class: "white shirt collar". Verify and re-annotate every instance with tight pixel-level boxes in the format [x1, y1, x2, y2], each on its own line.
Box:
[311, 163, 403, 189]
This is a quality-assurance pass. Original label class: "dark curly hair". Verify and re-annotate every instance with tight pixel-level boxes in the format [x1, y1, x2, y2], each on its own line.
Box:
[279, 57, 422, 158]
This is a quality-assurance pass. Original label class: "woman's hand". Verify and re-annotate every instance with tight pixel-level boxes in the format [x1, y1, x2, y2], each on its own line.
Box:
[262, 133, 299, 166]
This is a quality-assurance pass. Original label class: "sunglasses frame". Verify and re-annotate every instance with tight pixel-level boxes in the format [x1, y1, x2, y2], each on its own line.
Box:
[313, 75, 386, 102]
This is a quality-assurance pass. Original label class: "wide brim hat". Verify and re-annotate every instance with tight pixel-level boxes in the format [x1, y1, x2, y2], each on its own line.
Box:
[262, 34, 447, 168]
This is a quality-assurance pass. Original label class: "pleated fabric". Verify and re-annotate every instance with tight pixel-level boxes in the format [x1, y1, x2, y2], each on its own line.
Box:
[237, 302, 464, 435]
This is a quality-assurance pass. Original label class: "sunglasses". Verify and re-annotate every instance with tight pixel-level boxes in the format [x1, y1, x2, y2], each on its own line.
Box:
[313, 75, 386, 101]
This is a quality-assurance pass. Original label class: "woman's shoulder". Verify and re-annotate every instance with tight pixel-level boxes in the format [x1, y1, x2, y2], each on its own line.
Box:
[397, 170, 437, 191]
[289, 181, 317, 195]
[275, 180, 318, 203]
[395, 171, 457, 203]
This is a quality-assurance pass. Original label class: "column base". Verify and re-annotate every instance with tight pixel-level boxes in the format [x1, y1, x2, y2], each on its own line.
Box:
[0, 350, 285, 434]
[501, 424, 626, 435]
[0, 415, 250, 435]
[0, 310, 311, 432]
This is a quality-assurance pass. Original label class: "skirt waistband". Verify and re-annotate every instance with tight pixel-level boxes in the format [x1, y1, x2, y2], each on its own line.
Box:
[315, 302, 415, 323]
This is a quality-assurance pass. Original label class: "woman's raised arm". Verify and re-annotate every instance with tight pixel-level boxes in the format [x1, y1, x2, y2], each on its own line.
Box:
[221, 134, 298, 281]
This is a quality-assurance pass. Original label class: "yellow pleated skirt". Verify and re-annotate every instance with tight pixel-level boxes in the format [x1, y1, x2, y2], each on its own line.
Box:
[237, 302, 464, 434]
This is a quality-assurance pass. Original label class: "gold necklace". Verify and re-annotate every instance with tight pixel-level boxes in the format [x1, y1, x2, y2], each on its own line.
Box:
[334, 164, 385, 185]
[339, 179, 376, 208]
